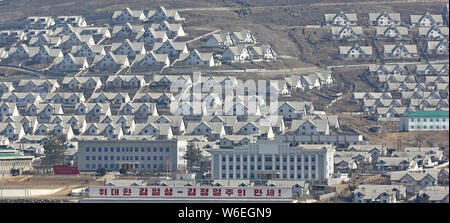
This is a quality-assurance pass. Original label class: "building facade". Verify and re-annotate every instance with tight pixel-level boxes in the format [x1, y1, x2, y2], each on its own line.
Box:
[399, 111, 449, 132]
[77, 139, 187, 172]
[0, 148, 34, 178]
[208, 141, 335, 182]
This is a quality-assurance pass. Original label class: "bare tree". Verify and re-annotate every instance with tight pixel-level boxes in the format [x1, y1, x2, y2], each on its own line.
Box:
[414, 133, 426, 151]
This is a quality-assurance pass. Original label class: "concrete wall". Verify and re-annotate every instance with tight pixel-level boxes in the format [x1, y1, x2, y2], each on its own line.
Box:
[0, 187, 63, 197]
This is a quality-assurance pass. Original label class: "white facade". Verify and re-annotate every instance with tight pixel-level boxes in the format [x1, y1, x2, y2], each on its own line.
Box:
[209, 141, 335, 181]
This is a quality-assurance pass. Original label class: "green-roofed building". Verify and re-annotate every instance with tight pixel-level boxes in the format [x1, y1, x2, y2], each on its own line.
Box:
[399, 110, 449, 132]
[0, 148, 34, 178]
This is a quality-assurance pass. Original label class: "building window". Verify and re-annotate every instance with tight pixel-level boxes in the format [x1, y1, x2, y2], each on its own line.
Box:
[86, 147, 90, 152]
[86, 156, 89, 160]
[86, 164, 90, 169]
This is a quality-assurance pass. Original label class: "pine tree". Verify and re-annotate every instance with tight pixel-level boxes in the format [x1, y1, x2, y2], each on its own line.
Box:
[183, 142, 203, 172]
[42, 135, 66, 167]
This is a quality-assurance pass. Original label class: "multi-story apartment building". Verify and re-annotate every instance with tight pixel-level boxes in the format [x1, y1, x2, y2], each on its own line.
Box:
[77, 138, 187, 172]
[399, 111, 449, 132]
[208, 140, 335, 182]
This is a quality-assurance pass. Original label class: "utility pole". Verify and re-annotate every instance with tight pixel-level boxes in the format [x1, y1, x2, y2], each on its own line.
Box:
[397, 136, 402, 151]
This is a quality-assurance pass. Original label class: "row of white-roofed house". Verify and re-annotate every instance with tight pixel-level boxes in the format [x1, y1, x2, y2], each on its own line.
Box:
[0, 75, 147, 94]
[0, 9, 206, 70]
[328, 22, 448, 41]
[335, 144, 446, 174]
[111, 6, 185, 24]
[1, 92, 302, 119]
[0, 110, 342, 145]
[333, 12, 449, 60]
[324, 11, 447, 27]
[0, 96, 343, 139]
[15, 21, 184, 47]
[368, 64, 449, 76]
[337, 42, 448, 61]
[350, 62, 449, 118]
[354, 92, 448, 118]
[0, 73, 308, 99]
[352, 172, 449, 203]
[203, 30, 278, 63]
[284, 70, 335, 92]
[1, 40, 217, 72]
[0, 81, 332, 127]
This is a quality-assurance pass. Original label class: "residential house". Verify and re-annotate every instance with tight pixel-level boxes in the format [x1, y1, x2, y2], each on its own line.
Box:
[147, 6, 185, 22]
[338, 44, 373, 60]
[52, 53, 89, 71]
[110, 39, 146, 57]
[248, 45, 277, 60]
[111, 23, 144, 39]
[151, 21, 186, 39]
[331, 25, 363, 40]
[369, 12, 401, 26]
[174, 49, 215, 67]
[132, 52, 170, 69]
[153, 40, 188, 56]
[70, 43, 106, 58]
[222, 45, 250, 62]
[383, 43, 418, 59]
[25, 16, 55, 29]
[290, 119, 330, 135]
[375, 26, 409, 40]
[426, 40, 449, 56]
[135, 27, 168, 45]
[410, 12, 444, 27]
[324, 11, 358, 26]
[418, 25, 449, 40]
[92, 52, 130, 70]
[112, 8, 147, 24]
[205, 31, 235, 48]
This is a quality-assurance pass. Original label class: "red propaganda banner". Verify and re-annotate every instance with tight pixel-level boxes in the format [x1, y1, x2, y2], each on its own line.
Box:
[53, 165, 80, 175]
